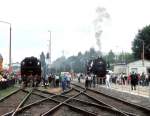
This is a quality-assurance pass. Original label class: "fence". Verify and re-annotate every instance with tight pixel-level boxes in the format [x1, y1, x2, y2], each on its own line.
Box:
[73, 78, 150, 99]
[110, 83, 150, 98]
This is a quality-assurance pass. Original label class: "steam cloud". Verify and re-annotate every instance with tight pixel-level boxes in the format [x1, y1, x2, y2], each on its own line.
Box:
[94, 7, 110, 56]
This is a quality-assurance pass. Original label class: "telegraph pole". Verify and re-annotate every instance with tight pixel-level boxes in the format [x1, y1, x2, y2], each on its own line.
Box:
[9, 25, 12, 68]
[137, 39, 144, 66]
[142, 40, 145, 66]
[48, 30, 51, 65]
[0, 21, 12, 69]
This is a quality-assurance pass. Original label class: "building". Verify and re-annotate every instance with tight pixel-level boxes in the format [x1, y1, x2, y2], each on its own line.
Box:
[113, 63, 127, 74]
[113, 60, 150, 75]
[127, 60, 150, 75]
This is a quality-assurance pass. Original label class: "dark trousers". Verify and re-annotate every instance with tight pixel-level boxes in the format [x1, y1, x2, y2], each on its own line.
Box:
[85, 80, 88, 88]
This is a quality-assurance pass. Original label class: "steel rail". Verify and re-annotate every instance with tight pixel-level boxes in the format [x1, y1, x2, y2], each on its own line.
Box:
[71, 83, 131, 115]
[11, 89, 33, 116]
[13, 98, 59, 115]
[72, 82, 150, 116]
[1, 88, 55, 116]
[58, 94, 128, 115]
[66, 98, 128, 116]
[89, 87, 150, 111]
[5, 93, 58, 115]
[72, 82, 150, 110]
[0, 89, 28, 116]
[63, 103, 97, 116]
[86, 89, 150, 115]
[41, 90, 88, 116]
[1, 86, 127, 116]
[0, 88, 20, 102]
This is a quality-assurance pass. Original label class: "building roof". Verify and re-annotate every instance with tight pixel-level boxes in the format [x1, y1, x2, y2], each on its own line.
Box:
[114, 63, 127, 66]
[127, 59, 150, 67]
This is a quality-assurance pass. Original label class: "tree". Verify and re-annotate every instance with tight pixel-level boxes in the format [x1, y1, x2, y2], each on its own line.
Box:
[107, 50, 115, 64]
[123, 52, 134, 63]
[132, 25, 150, 60]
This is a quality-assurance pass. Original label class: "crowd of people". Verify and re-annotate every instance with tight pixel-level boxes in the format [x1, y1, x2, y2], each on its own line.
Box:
[42, 72, 72, 91]
[40, 71, 150, 93]
[111, 72, 150, 89]
[76, 71, 150, 91]
[77, 73, 98, 88]
[0, 72, 9, 82]
[0, 71, 16, 89]
[1, 69, 150, 92]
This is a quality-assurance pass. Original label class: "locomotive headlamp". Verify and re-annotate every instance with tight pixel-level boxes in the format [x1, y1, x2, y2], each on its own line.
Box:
[37, 62, 40, 66]
[99, 61, 103, 64]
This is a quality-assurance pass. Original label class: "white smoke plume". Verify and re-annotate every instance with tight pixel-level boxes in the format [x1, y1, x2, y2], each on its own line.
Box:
[94, 7, 110, 56]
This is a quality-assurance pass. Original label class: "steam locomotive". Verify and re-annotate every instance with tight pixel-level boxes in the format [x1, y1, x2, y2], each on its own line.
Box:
[87, 57, 107, 77]
[21, 56, 41, 87]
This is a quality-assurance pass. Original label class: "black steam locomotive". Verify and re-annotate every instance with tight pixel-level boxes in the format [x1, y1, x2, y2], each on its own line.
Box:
[21, 56, 41, 87]
[87, 57, 107, 77]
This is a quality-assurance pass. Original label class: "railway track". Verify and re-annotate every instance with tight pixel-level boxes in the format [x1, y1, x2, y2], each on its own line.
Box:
[0, 85, 129, 116]
[71, 82, 150, 116]
[0, 89, 28, 115]
[1, 89, 57, 116]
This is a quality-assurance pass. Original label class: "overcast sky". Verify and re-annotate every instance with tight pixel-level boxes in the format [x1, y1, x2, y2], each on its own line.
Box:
[0, 0, 150, 64]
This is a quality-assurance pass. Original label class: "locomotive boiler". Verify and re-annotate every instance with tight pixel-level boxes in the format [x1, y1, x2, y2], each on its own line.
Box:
[21, 56, 41, 87]
[87, 57, 107, 77]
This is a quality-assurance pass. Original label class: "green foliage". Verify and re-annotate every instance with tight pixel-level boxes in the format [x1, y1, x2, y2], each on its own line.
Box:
[116, 52, 134, 64]
[132, 25, 150, 60]
[124, 52, 134, 63]
[107, 50, 115, 64]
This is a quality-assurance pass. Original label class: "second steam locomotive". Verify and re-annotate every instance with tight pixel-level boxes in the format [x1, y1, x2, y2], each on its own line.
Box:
[87, 57, 107, 77]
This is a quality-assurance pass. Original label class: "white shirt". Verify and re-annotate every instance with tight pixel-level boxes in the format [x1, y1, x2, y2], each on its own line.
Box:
[55, 76, 59, 80]
[106, 74, 110, 81]
[88, 76, 92, 80]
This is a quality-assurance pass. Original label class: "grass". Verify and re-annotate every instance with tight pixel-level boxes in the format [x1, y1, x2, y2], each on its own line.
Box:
[0, 85, 19, 99]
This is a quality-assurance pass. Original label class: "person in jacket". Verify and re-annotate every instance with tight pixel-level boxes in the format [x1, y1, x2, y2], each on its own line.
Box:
[130, 72, 138, 90]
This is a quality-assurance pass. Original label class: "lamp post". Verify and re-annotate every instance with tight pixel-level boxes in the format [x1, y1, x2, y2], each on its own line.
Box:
[137, 39, 144, 66]
[0, 21, 12, 68]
